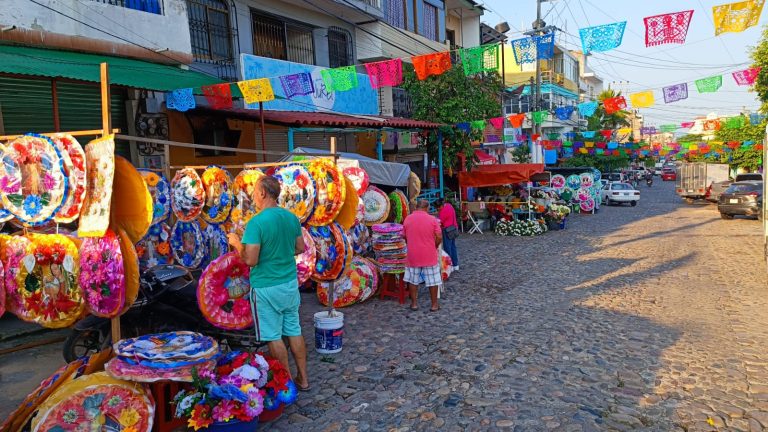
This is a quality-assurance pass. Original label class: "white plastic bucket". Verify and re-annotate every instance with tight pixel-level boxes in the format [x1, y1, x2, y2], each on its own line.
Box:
[314, 311, 344, 354]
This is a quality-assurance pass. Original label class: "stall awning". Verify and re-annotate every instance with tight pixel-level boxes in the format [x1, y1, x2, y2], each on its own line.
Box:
[282, 147, 412, 187]
[0, 45, 227, 92]
[458, 163, 545, 188]
[474, 149, 497, 165]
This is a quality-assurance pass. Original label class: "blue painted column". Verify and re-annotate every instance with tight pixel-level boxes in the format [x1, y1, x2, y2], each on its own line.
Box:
[437, 129, 444, 197]
[376, 131, 383, 160]
[287, 128, 294, 152]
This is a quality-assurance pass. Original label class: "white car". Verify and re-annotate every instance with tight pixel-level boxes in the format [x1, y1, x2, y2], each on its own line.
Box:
[602, 182, 640, 206]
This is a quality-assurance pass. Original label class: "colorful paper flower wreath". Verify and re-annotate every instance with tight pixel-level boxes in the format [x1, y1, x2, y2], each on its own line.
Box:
[202, 222, 229, 268]
[198, 252, 254, 330]
[317, 256, 378, 307]
[50, 134, 87, 224]
[0, 135, 67, 226]
[342, 166, 370, 197]
[350, 222, 371, 255]
[138, 169, 171, 225]
[565, 174, 582, 190]
[296, 227, 317, 285]
[171, 220, 205, 269]
[78, 135, 115, 238]
[16, 234, 82, 328]
[309, 222, 348, 281]
[136, 223, 174, 270]
[550, 174, 566, 190]
[577, 187, 592, 202]
[334, 177, 360, 231]
[171, 168, 205, 222]
[362, 186, 390, 226]
[79, 229, 126, 318]
[580, 172, 594, 188]
[201, 166, 234, 224]
[387, 190, 410, 224]
[307, 159, 346, 226]
[580, 196, 595, 212]
[31, 372, 155, 432]
[1, 234, 31, 319]
[115, 331, 219, 361]
[231, 169, 264, 234]
[0, 258, 5, 318]
[274, 164, 316, 224]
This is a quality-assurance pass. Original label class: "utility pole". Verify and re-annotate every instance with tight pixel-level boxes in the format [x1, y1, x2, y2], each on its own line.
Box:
[525, 0, 556, 163]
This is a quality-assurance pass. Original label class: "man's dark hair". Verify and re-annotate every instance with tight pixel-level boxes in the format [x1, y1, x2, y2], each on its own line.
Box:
[259, 176, 282, 200]
[435, 198, 444, 207]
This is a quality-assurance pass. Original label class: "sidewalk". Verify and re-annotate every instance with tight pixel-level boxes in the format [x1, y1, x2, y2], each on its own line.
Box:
[0, 315, 57, 343]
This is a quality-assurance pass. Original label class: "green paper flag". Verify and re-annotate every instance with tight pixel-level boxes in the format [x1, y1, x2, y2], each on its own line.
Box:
[320, 66, 359, 92]
[547, 132, 560, 140]
[724, 116, 745, 129]
[660, 124, 678, 133]
[531, 111, 548, 124]
[470, 120, 487, 130]
[695, 75, 722, 93]
[460, 44, 500, 76]
[563, 140, 573, 147]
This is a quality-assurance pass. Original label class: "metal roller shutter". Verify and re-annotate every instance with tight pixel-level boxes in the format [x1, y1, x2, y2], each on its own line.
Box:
[0, 77, 55, 134]
[291, 132, 356, 153]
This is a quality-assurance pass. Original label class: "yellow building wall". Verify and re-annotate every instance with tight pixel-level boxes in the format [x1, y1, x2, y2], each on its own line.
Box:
[498, 45, 579, 94]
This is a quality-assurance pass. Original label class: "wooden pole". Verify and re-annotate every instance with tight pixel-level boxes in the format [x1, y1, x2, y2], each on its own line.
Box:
[101, 63, 120, 345]
[328, 136, 337, 318]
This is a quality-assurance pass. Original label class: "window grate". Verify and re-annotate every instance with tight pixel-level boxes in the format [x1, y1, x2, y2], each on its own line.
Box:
[252, 11, 315, 65]
[187, 0, 233, 61]
[328, 27, 353, 68]
[422, 1, 438, 41]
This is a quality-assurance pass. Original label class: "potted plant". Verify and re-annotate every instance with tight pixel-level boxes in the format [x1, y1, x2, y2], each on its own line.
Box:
[544, 204, 571, 231]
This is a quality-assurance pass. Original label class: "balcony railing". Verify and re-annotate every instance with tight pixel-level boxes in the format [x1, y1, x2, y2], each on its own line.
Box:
[91, 0, 163, 14]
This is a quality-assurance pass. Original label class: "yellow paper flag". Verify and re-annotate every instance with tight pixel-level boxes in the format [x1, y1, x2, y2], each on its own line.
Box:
[585, 141, 594, 148]
[618, 128, 633, 134]
[713, 0, 765, 35]
[237, 78, 275, 104]
[629, 91, 655, 108]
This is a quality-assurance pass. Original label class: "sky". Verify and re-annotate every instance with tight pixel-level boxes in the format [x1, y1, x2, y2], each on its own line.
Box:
[481, 0, 766, 127]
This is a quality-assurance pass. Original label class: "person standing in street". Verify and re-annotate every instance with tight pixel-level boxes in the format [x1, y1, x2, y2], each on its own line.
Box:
[228, 176, 310, 391]
[436, 198, 459, 271]
[402, 200, 443, 312]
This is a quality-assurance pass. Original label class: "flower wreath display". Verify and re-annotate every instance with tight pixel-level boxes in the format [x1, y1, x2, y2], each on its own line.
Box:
[79, 229, 126, 318]
[362, 186, 390, 226]
[111, 156, 153, 244]
[115, 331, 219, 362]
[31, 372, 155, 432]
[580, 172, 594, 188]
[550, 174, 566, 190]
[580, 196, 596, 212]
[577, 187, 592, 203]
[296, 227, 317, 285]
[202, 222, 229, 268]
[1, 234, 31, 319]
[342, 166, 370, 197]
[307, 159, 346, 226]
[16, 234, 82, 328]
[78, 135, 115, 238]
[334, 177, 360, 231]
[198, 252, 253, 330]
[0, 258, 5, 318]
[201, 166, 234, 224]
[171, 168, 205, 222]
[0, 135, 67, 226]
[317, 256, 378, 307]
[138, 169, 171, 225]
[387, 190, 409, 224]
[136, 223, 174, 270]
[231, 169, 264, 234]
[171, 220, 206, 269]
[350, 221, 371, 255]
[50, 134, 87, 224]
[274, 164, 316, 224]
[117, 228, 139, 312]
[309, 222, 349, 282]
[565, 174, 582, 190]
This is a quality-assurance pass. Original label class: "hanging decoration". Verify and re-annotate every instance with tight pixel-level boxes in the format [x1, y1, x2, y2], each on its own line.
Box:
[725, 116, 746, 129]
[681, 121, 695, 128]
[629, 91, 655, 108]
[171, 220, 206, 269]
[578, 101, 599, 117]
[307, 159, 345, 226]
[230, 169, 264, 235]
[456, 122, 471, 134]
[704, 119, 722, 131]
[459, 44, 500, 76]
[136, 223, 174, 270]
[198, 252, 253, 330]
[200, 166, 233, 224]
[554, 106, 575, 121]
[579, 21, 627, 54]
[600, 130, 613, 139]
[79, 229, 125, 318]
[660, 124, 678, 132]
[166, 88, 196, 112]
[320, 66, 359, 92]
[733, 66, 762, 85]
[237, 78, 275, 104]
[470, 120, 486, 130]
[110, 156, 152, 244]
[531, 111, 548, 124]
[508, 114, 526, 128]
[201, 83, 233, 109]
[644, 10, 694, 46]
[202, 223, 229, 267]
[342, 167, 369, 197]
[536, 32, 556, 60]
[663, 83, 688, 103]
[1, 235, 30, 319]
[412, 52, 452, 80]
[317, 256, 378, 307]
[78, 135, 115, 237]
[695, 75, 723, 93]
[362, 186, 390, 226]
[280, 72, 315, 98]
[713, 0, 765, 35]
[171, 168, 205, 222]
[296, 227, 317, 285]
[510, 37, 536, 64]
[50, 134, 87, 224]
[489, 117, 504, 129]
[335, 177, 360, 231]
[138, 169, 171, 226]
[309, 222, 349, 282]
[582, 131, 597, 139]
[364, 58, 403, 89]
[603, 96, 627, 114]
[641, 126, 657, 135]
[275, 164, 316, 224]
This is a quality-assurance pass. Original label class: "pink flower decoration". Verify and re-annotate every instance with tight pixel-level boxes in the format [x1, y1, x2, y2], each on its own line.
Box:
[0, 176, 20, 194]
[42, 172, 56, 190]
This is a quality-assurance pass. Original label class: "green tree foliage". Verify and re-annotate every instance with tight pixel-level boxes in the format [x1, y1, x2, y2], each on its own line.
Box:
[509, 143, 531, 163]
[750, 26, 768, 113]
[685, 117, 764, 171]
[586, 89, 632, 131]
[402, 65, 503, 171]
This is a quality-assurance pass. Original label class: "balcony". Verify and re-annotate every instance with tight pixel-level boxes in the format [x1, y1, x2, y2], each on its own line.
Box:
[356, 21, 448, 62]
[90, 0, 162, 14]
[280, 0, 383, 22]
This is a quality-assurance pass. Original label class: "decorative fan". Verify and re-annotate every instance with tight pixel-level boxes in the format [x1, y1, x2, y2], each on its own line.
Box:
[136, 223, 174, 270]
[0, 234, 31, 319]
[362, 186, 390, 226]
[231, 169, 264, 234]
[50, 133, 87, 224]
[170, 220, 205, 269]
[296, 227, 316, 285]
[201, 165, 234, 224]
[274, 164, 316, 224]
[307, 159, 346, 226]
[79, 229, 126, 318]
[309, 222, 348, 281]
[78, 135, 115, 237]
[198, 252, 254, 330]
[342, 166, 369, 197]
[138, 169, 171, 225]
[171, 168, 205, 222]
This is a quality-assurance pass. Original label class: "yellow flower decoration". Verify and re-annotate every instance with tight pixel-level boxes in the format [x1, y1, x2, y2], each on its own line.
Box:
[118, 408, 140, 427]
[144, 172, 159, 187]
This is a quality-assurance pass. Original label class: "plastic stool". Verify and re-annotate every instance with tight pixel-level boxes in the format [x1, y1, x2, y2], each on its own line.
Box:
[379, 273, 406, 304]
[149, 380, 191, 432]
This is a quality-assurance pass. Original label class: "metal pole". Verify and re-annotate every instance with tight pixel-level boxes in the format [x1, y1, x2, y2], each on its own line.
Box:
[501, 41, 507, 147]
[437, 129, 444, 197]
[259, 102, 267, 162]
[534, 0, 543, 143]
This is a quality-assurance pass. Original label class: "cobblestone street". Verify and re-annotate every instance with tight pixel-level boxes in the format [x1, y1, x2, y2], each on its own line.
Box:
[3, 181, 768, 431]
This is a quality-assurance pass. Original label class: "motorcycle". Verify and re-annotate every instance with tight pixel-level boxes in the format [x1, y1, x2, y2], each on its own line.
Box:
[646, 177, 653, 187]
[63, 265, 263, 362]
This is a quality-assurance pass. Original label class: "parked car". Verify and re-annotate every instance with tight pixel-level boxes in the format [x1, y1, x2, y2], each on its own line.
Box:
[661, 168, 676, 181]
[706, 180, 732, 203]
[602, 172, 623, 182]
[736, 172, 763, 182]
[601, 182, 640, 206]
[718, 181, 763, 220]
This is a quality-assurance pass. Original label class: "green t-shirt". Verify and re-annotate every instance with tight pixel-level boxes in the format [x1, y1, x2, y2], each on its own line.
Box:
[242, 207, 302, 288]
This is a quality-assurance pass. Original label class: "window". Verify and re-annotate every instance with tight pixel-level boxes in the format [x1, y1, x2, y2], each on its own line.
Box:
[188, 114, 241, 157]
[252, 11, 315, 65]
[422, 2, 438, 41]
[328, 27, 353, 68]
[445, 29, 456, 48]
[385, 0, 406, 29]
[93, 0, 162, 15]
[187, 0, 233, 61]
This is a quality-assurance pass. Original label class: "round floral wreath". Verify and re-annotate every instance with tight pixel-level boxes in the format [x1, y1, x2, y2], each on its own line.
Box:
[0, 135, 67, 226]
[136, 223, 174, 270]
[171, 221, 206, 269]
[198, 252, 253, 330]
[1, 234, 31, 319]
[138, 169, 171, 225]
[49, 134, 87, 224]
[350, 222, 371, 255]
[309, 222, 347, 282]
[171, 168, 205, 222]
[362, 186, 390, 226]
[201, 166, 233, 224]
[275, 164, 316, 224]
[231, 169, 264, 233]
[580, 172, 594, 188]
[550, 174, 566, 190]
[79, 229, 126, 318]
[296, 227, 317, 285]
[342, 167, 370, 197]
[16, 234, 82, 328]
[0, 258, 5, 318]
[317, 256, 377, 308]
[577, 187, 593, 202]
[307, 159, 346, 226]
[202, 222, 229, 268]
[580, 196, 596, 212]
[565, 174, 582, 190]
[115, 331, 219, 361]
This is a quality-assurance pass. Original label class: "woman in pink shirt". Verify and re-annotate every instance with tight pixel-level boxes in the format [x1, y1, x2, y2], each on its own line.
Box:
[436, 198, 459, 271]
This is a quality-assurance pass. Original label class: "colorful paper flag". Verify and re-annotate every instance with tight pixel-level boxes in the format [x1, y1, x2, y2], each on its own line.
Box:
[725, 116, 745, 129]
[713, 0, 765, 35]
[554, 106, 575, 121]
[681, 121, 695, 128]
[600, 130, 613, 139]
[279, 73, 315, 99]
[508, 114, 525, 128]
[460, 44, 500, 76]
[660, 124, 678, 133]
[578, 101, 598, 117]
[166, 88, 196, 112]
[603, 96, 627, 114]
[703, 119, 721, 131]
[579, 22, 627, 54]
[663, 83, 688, 103]
[237, 78, 275, 104]
[582, 131, 596, 139]
[201, 83, 232, 109]
[510, 37, 536, 64]
[644, 10, 694, 47]
[531, 111, 548, 124]
[536, 32, 555, 60]
[489, 117, 504, 129]
[629, 91, 655, 108]
[412, 52, 452, 80]
[470, 120, 486, 130]
[321, 66, 359, 92]
[695, 75, 723, 93]
[456, 122, 471, 133]
[640, 126, 657, 135]
[617, 128, 632, 134]
[732, 67, 762, 85]
[364, 58, 403, 89]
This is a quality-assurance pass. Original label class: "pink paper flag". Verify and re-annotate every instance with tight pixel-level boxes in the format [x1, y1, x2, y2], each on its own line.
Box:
[364, 58, 403, 89]
[489, 117, 504, 129]
[732, 67, 762, 86]
[681, 121, 695, 128]
[644, 10, 694, 47]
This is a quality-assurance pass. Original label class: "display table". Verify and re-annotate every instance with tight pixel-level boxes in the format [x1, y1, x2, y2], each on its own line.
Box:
[511, 209, 545, 221]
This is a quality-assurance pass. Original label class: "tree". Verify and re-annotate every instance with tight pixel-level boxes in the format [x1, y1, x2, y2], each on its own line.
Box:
[586, 89, 631, 131]
[401, 65, 503, 171]
[685, 117, 764, 171]
[750, 26, 768, 113]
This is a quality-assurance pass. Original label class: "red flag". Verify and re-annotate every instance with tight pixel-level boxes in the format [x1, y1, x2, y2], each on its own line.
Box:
[600, 130, 613, 139]
[603, 96, 627, 115]
[202, 83, 233, 109]
[508, 114, 525, 128]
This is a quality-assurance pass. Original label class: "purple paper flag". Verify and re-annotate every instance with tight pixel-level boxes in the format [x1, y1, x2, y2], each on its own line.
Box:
[279, 73, 315, 99]
[662, 83, 688, 104]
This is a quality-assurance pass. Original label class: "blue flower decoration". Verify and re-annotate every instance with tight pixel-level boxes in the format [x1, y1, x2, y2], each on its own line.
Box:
[277, 380, 298, 405]
[263, 393, 281, 411]
[182, 253, 193, 267]
[208, 207, 218, 219]
[23, 195, 42, 217]
[208, 383, 248, 403]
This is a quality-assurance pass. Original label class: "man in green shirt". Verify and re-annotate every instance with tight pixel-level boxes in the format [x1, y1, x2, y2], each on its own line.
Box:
[228, 176, 310, 391]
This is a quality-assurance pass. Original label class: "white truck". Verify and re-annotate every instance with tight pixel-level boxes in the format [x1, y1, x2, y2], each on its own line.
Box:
[676, 163, 730, 203]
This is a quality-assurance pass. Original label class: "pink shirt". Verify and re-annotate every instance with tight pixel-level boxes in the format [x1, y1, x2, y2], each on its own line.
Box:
[403, 210, 441, 267]
[438, 204, 457, 229]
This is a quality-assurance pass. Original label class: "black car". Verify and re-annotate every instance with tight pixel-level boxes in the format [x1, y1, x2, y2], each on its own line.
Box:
[718, 181, 763, 220]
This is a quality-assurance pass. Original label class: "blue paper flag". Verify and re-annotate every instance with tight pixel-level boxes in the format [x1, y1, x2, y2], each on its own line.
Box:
[166, 88, 196, 112]
[536, 32, 555, 60]
[555, 106, 575, 121]
[579, 22, 627, 54]
[577, 101, 598, 117]
[456, 122, 471, 133]
[510, 37, 536, 64]
[582, 131, 596, 139]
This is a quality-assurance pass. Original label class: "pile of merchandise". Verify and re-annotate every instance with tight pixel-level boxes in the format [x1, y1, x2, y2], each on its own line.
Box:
[371, 223, 407, 273]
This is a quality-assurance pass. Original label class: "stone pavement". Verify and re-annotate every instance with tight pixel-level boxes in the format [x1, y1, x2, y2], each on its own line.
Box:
[2, 180, 768, 431]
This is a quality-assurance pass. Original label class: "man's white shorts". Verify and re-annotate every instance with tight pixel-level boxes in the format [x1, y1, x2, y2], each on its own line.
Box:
[404, 264, 442, 287]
